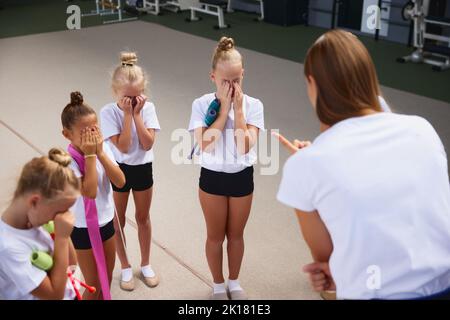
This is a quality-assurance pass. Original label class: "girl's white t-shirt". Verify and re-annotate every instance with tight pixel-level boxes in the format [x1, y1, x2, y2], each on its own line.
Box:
[100, 102, 161, 165]
[0, 220, 76, 300]
[69, 143, 117, 228]
[188, 93, 265, 173]
[277, 112, 450, 299]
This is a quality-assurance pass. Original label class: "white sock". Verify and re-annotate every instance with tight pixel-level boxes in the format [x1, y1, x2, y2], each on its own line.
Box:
[121, 267, 133, 282]
[141, 265, 156, 278]
[213, 282, 226, 294]
[228, 279, 243, 292]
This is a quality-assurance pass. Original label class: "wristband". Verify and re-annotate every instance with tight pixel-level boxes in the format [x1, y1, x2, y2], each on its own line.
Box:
[84, 154, 97, 159]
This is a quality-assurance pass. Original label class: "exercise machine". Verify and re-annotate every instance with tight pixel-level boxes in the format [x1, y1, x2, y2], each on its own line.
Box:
[137, 0, 183, 15]
[82, 0, 138, 24]
[186, 0, 264, 29]
[397, 0, 450, 71]
[187, 0, 232, 29]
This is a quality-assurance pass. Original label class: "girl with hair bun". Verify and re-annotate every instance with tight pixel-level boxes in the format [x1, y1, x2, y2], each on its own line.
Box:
[0, 148, 80, 300]
[61, 91, 126, 300]
[100, 52, 161, 291]
[188, 37, 265, 300]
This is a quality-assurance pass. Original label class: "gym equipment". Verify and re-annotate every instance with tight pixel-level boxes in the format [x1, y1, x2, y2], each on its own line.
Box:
[68, 270, 96, 300]
[43, 221, 55, 236]
[30, 221, 96, 300]
[137, 0, 200, 15]
[82, 0, 138, 24]
[397, 0, 450, 71]
[187, 0, 232, 29]
[138, 0, 176, 15]
[31, 251, 54, 271]
[188, 98, 221, 160]
[186, 1, 265, 28]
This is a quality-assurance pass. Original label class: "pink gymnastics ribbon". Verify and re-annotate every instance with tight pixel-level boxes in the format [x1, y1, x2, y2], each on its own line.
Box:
[68, 144, 111, 300]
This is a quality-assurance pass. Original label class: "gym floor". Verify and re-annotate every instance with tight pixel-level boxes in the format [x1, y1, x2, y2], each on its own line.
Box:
[0, 1, 449, 300]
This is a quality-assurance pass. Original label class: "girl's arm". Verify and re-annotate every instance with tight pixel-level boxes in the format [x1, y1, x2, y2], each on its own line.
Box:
[133, 96, 156, 151]
[233, 83, 259, 155]
[79, 128, 98, 199]
[195, 82, 233, 153]
[295, 209, 333, 262]
[98, 152, 126, 188]
[68, 239, 77, 267]
[31, 211, 74, 300]
[109, 97, 133, 153]
[94, 126, 126, 188]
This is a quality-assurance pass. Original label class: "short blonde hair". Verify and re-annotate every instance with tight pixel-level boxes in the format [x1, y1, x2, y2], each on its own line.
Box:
[111, 51, 148, 94]
[212, 37, 243, 70]
[14, 148, 80, 199]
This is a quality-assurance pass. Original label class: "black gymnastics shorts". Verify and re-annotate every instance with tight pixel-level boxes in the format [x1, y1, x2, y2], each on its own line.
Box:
[71, 219, 115, 250]
[112, 162, 153, 192]
[199, 166, 254, 197]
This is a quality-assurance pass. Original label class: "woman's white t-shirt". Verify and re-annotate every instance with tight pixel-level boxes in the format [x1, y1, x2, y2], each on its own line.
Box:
[100, 102, 161, 165]
[188, 93, 265, 173]
[277, 112, 450, 299]
[69, 143, 117, 228]
[0, 220, 76, 300]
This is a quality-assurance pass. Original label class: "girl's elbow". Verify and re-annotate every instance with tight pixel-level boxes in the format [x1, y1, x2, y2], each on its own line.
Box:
[117, 176, 126, 188]
[118, 145, 129, 154]
[143, 143, 153, 151]
[83, 189, 97, 199]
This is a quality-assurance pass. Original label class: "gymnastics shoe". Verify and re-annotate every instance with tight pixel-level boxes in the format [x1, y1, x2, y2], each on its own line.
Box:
[229, 289, 249, 300]
[210, 292, 229, 300]
[141, 273, 160, 288]
[120, 277, 135, 291]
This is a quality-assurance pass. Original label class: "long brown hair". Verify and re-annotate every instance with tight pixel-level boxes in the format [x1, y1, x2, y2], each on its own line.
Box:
[304, 29, 382, 126]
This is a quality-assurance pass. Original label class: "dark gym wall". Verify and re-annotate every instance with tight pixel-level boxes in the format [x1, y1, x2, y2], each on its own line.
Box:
[308, 0, 416, 44]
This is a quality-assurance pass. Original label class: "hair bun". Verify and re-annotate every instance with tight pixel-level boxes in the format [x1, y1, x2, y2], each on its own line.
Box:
[70, 91, 83, 106]
[120, 51, 138, 67]
[48, 148, 72, 167]
[218, 37, 235, 51]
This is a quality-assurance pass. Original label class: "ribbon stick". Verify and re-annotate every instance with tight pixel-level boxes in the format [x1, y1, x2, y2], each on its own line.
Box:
[68, 144, 111, 300]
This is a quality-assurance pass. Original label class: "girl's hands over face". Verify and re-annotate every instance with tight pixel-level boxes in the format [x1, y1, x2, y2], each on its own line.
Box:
[118, 96, 133, 115]
[133, 94, 147, 116]
[216, 81, 233, 115]
[79, 127, 97, 155]
[92, 125, 103, 155]
[54, 211, 75, 239]
[233, 82, 244, 112]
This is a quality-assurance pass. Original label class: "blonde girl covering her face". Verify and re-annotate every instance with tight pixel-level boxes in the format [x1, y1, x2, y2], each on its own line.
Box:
[188, 37, 265, 300]
[0, 149, 80, 300]
[100, 52, 161, 291]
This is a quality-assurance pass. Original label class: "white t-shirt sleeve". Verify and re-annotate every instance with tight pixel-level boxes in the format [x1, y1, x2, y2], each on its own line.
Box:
[143, 103, 161, 132]
[100, 106, 121, 140]
[103, 143, 118, 166]
[277, 152, 316, 212]
[0, 247, 47, 297]
[69, 160, 83, 178]
[188, 99, 207, 132]
[246, 99, 265, 131]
